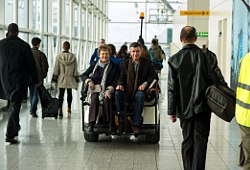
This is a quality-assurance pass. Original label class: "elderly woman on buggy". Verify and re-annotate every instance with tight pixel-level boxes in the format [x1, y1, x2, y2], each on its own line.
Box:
[81, 44, 119, 132]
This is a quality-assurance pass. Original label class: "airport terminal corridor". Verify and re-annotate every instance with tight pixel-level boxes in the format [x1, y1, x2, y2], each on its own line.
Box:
[0, 63, 241, 170]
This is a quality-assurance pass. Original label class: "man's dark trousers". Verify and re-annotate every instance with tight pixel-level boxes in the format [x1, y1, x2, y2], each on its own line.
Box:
[180, 112, 211, 170]
[6, 101, 21, 138]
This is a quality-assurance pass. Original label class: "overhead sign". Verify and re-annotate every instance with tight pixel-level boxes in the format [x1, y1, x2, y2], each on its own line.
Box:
[196, 32, 208, 37]
[180, 10, 210, 16]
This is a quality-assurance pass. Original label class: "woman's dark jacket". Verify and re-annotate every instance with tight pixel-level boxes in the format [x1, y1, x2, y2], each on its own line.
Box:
[168, 44, 226, 119]
[81, 60, 119, 89]
[117, 57, 158, 102]
[0, 36, 38, 102]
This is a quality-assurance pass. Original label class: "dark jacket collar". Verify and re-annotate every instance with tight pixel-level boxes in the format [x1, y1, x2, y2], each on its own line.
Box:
[6, 35, 18, 39]
[182, 44, 199, 50]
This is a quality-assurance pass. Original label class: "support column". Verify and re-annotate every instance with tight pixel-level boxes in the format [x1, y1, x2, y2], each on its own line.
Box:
[40, 0, 44, 38]
[69, 0, 74, 45]
[89, 4, 94, 57]
[47, 0, 53, 79]
[83, 0, 89, 69]
[57, 0, 62, 53]
[77, 2, 82, 66]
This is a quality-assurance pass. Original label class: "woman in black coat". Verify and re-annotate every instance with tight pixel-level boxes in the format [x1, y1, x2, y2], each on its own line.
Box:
[81, 44, 119, 132]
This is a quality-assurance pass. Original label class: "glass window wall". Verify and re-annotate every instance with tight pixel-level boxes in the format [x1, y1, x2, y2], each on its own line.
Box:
[52, 0, 58, 34]
[88, 14, 91, 40]
[18, 0, 28, 28]
[5, 0, 13, 25]
[64, 0, 70, 36]
[19, 32, 28, 42]
[74, 2, 78, 38]
[82, 10, 85, 38]
[72, 39, 78, 55]
[1, 0, 107, 74]
[43, 0, 48, 32]
[32, 0, 41, 30]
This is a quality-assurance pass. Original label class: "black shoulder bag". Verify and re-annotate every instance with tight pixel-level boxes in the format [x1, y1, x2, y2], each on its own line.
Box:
[203, 51, 236, 122]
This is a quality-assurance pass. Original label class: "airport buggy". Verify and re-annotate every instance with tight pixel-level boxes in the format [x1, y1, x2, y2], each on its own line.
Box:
[80, 82, 160, 144]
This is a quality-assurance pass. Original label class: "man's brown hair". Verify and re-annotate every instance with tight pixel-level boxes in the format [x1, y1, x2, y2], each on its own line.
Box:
[63, 41, 70, 51]
[129, 42, 142, 49]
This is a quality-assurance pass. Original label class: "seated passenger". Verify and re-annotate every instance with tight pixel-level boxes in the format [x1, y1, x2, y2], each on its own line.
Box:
[108, 44, 123, 65]
[115, 42, 158, 134]
[81, 44, 119, 132]
[117, 44, 129, 60]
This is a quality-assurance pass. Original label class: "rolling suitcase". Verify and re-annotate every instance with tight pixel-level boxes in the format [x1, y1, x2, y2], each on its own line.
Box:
[37, 84, 59, 119]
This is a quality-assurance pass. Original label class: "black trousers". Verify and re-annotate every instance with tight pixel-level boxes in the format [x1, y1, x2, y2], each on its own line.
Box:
[89, 92, 113, 125]
[58, 88, 72, 108]
[180, 112, 211, 170]
[6, 101, 22, 138]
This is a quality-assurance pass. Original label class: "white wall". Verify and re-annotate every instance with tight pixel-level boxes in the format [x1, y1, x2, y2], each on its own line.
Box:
[172, 1, 187, 45]
[171, 0, 232, 84]
[209, 0, 232, 84]
[171, 0, 209, 55]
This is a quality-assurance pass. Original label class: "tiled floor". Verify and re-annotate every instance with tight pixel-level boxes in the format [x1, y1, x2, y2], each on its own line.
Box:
[0, 64, 242, 170]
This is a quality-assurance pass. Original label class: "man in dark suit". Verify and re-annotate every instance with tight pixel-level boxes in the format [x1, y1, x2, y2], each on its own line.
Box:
[115, 42, 158, 134]
[0, 23, 38, 144]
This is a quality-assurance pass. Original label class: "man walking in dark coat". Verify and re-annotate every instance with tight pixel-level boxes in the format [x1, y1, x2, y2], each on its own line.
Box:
[0, 23, 38, 144]
[168, 26, 226, 170]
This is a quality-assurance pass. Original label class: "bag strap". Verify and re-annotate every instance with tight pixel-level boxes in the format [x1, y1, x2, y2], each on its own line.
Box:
[202, 50, 219, 86]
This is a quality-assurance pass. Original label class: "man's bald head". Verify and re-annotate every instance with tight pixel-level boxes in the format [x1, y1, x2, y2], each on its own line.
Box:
[180, 26, 197, 44]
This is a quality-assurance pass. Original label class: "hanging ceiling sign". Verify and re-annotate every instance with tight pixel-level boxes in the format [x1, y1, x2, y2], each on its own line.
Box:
[180, 10, 210, 16]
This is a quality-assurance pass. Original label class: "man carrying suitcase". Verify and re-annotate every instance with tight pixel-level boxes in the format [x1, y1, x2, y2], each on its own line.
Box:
[29, 37, 49, 118]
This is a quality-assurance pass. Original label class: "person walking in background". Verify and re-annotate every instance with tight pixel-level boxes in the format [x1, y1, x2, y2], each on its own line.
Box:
[52, 41, 79, 118]
[149, 37, 164, 71]
[29, 37, 49, 118]
[89, 38, 105, 64]
[0, 23, 38, 144]
[235, 52, 250, 170]
[168, 26, 226, 170]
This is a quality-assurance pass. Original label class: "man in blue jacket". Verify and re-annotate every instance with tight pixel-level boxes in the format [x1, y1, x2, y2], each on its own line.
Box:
[89, 38, 105, 64]
[0, 23, 38, 144]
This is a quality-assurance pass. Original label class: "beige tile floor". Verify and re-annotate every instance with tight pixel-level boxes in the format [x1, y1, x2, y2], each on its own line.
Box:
[0, 64, 241, 170]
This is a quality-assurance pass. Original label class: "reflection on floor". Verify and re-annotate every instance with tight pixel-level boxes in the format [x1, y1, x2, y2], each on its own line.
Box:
[0, 64, 241, 170]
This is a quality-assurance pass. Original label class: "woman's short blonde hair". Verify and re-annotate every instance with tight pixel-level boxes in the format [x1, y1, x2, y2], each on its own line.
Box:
[98, 44, 110, 56]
